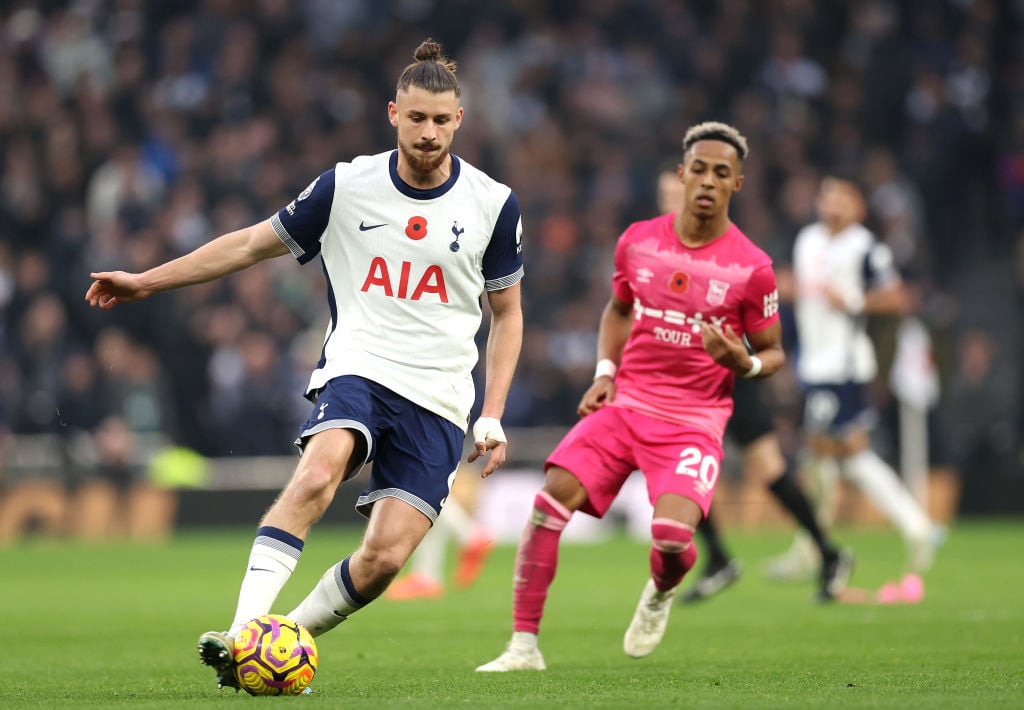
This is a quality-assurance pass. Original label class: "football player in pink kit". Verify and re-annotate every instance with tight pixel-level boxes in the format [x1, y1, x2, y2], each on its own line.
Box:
[478, 122, 784, 672]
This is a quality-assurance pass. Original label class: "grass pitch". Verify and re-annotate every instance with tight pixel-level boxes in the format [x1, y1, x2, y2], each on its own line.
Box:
[3, 520, 1022, 708]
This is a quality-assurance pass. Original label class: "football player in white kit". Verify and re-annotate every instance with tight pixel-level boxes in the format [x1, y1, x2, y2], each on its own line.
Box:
[773, 173, 939, 600]
[85, 39, 524, 689]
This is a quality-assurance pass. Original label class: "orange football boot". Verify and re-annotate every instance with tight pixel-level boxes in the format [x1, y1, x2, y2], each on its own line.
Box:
[385, 572, 444, 600]
[454, 533, 494, 589]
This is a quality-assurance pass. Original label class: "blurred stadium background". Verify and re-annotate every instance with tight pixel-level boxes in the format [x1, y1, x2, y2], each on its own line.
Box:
[1, 0, 1022, 544]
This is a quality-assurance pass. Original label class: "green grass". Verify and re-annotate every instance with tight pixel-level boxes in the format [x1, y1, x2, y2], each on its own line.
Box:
[3, 520, 1023, 708]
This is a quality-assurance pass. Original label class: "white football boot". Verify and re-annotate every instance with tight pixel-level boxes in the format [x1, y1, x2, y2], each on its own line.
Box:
[623, 579, 676, 658]
[763, 531, 819, 583]
[476, 632, 546, 672]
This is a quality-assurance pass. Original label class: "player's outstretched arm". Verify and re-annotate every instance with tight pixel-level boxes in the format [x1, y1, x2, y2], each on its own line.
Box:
[85, 219, 289, 309]
[469, 282, 523, 477]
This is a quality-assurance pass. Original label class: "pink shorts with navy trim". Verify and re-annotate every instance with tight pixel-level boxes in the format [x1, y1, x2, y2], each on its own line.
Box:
[546, 405, 724, 519]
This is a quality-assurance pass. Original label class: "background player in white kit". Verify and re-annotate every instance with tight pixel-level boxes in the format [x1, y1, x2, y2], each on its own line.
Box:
[478, 122, 784, 672]
[85, 39, 524, 690]
[775, 173, 940, 600]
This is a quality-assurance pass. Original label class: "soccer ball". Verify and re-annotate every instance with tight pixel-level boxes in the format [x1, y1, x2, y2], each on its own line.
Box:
[233, 614, 318, 696]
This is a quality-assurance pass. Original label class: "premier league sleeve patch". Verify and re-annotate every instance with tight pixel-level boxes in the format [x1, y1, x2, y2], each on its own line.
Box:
[273, 168, 337, 264]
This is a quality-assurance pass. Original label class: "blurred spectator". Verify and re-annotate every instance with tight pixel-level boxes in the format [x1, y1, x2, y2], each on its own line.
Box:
[210, 329, 298, 456]
[946, 329, 1017, 513]
[86, 141, 166, 236]
[67, 414, 140, 541]
[66, 413, 185, 543]
[56, 349, 108, 438]
[11, 292, 70, 434]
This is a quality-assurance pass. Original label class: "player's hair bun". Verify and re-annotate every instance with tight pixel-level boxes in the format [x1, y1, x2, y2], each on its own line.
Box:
[413, 38, 457, 73]
[414, 39, 442, 61]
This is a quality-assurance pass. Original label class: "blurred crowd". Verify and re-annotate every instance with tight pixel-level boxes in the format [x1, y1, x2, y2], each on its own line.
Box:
[1, 0, 1022, 523]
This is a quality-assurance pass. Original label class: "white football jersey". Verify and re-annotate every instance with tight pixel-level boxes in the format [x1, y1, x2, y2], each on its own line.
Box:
[270, 150, 524, 429]
[792, 221, 898, 384]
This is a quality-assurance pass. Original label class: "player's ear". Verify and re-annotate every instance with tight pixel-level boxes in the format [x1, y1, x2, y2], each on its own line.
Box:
[734, 173, 744, 192]
[387, 101, 399, 127]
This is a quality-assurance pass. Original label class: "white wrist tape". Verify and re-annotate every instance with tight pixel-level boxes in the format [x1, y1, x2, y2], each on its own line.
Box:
[743, 355, 763, 379]
[472, 416, 507, 444]
[594, 358, 618, 381]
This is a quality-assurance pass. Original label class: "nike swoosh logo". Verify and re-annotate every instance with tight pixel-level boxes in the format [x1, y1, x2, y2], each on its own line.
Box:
[249, 566, 274, 572]
[359, 221, 387, 231]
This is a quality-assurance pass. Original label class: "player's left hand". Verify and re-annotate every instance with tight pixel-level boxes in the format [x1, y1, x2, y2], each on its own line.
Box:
[468, 417, 507, 478]
[700, 322, 748, 373]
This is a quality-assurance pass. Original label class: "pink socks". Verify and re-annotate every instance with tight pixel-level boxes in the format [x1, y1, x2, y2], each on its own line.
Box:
[512, 492, 572, 634]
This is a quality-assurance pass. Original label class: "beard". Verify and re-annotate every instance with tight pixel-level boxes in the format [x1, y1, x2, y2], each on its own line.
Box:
[398, 140, 449, 177]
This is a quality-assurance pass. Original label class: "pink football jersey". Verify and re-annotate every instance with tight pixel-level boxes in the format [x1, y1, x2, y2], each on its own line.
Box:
[610, 213, 779, 442]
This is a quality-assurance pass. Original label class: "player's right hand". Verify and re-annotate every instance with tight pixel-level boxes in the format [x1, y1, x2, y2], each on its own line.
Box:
[577, 378, 615, 417]
[85, 271, 149, 309]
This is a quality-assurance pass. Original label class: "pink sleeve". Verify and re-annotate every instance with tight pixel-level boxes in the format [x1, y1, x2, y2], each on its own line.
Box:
[742, 264, 780, 333]
[611, 233, 634, 304]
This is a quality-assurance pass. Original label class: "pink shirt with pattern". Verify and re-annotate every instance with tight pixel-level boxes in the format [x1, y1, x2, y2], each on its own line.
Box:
[610, 213, 780, 442]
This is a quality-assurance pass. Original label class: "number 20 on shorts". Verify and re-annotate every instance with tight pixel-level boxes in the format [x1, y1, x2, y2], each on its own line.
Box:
[674, 446, 720, 489]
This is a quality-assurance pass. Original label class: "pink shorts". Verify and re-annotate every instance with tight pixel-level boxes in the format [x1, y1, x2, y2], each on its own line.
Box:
[546, 405, 724, 519]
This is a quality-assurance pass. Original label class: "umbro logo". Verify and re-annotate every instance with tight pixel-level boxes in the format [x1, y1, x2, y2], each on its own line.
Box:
[359, 221, 387, 231]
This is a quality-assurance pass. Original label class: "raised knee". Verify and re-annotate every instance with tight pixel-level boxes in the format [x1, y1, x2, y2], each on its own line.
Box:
[651, 518, 695, 553]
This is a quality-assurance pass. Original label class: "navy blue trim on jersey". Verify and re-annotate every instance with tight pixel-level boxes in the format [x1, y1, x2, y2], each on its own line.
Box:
[274, 168, 336, 264]
[863, 242, 898, 289]
[483, 191, 524, 289]
[312, 258, 339, 377]
[388, 150, 461, 199]
[861, 249, 874, 287]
